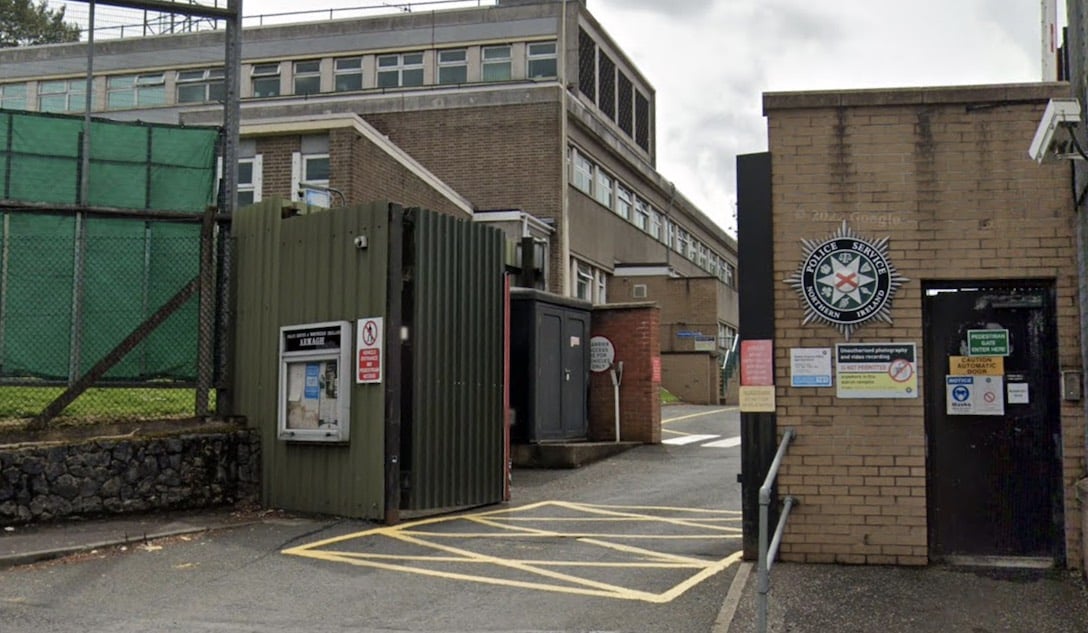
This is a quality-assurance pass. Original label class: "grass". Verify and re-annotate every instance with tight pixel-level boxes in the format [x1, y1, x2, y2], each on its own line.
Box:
[660, 387, 681, 405]
[0, 386, 211, 423]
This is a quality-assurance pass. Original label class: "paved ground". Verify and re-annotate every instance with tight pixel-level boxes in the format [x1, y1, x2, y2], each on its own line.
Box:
[2, 404, 1087, 632]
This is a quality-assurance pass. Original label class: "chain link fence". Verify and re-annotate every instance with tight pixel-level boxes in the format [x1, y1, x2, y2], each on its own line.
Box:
[0, 209, 222, 427]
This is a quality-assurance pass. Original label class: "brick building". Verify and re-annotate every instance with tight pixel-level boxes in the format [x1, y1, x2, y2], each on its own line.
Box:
[739, 82, 1084, 569]
[0, 0, 738, 403]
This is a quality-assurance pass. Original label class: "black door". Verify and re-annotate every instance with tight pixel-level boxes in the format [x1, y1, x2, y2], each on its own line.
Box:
[923, 281, 1062, 562]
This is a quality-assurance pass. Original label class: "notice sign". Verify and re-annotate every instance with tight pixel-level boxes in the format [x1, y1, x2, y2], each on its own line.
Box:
[739, 385, 776, 412]
[790, 348, 832, 387]
[949, 355, 1003, 376]
[835, 342, 918, 399]
[356, 317, 384, 384]
[590, 336, 615, 373]
[947, 375, 1005, 416]
[741, 339, 774, 386]
[967, 329, 1009, 356]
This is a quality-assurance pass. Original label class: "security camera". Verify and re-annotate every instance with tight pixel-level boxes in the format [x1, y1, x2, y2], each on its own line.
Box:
[1028, 97, 1084, 163]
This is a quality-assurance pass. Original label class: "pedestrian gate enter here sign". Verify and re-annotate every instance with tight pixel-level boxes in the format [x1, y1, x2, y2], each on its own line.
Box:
[967, 329, 1009, 356]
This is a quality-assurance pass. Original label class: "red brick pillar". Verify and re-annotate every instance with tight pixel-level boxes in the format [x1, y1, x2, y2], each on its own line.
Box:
[589, 303, 661, 444]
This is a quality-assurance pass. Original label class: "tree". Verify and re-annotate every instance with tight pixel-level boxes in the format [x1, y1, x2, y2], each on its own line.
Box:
[0, 0, 81, 48]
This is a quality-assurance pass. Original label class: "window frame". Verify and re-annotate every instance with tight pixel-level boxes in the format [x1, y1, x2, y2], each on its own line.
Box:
[0, 83, 28, 110]
[616, 185, 632, 220]
[594, 168, 613, 208]
[482, 45, 512, 82]
[293, 60, 322, 96]
[106, 72, 166, 110]
[38, 79, 86, 113]
[251, 63, 281, 98]
[177, 67, 225, 104]
[634, 198, 650, 231]
[527, 41, 557, 79]
[572, 152, 594, 195]
[377, 52, 424, 88]
[334, 57, 363, 92]
[437, 48, 468, 84]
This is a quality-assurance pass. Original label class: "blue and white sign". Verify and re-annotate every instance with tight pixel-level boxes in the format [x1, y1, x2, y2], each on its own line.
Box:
[946, 375, 1004, 416]
[790, 347, 833, 387]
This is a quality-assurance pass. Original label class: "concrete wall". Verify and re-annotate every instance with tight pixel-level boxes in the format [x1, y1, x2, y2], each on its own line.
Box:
[0, 428, 260, 524]
[763, 82, 1084, 566]
[588, 304, 661, 443]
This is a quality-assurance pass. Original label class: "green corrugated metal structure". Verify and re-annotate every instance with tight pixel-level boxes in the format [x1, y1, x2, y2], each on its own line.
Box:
[231, 200, 506, 521]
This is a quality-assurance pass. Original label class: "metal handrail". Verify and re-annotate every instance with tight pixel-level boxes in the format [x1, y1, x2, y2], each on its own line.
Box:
[757, 428, 797, 633]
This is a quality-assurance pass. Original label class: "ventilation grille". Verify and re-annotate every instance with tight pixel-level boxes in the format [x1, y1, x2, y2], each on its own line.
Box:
[632, 284, 647, 299]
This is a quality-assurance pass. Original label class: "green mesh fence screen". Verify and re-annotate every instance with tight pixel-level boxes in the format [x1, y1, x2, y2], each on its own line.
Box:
[0, 212, 201, 383]
[0, 110, 217, 212]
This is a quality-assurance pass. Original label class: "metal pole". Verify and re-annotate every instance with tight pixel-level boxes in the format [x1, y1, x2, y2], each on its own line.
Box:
[756, 428, 795, 633]
[214, 0, 243, 416]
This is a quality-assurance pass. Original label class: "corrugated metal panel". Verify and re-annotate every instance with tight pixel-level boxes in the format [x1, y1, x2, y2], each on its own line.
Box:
[232, 200, 389, 519]
[405, 208, 505, 510]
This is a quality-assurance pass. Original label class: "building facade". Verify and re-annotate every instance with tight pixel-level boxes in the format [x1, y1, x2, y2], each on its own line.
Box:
[0, 0, 738, 402]
[741, 82, 1083, 568]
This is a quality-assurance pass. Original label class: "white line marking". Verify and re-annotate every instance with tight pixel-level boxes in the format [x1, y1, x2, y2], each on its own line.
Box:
[702, 436, 741, 448]
[662, 434, 719, 445]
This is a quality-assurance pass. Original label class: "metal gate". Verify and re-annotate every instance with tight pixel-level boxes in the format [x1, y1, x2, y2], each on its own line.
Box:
[922, 280, 1063, 563]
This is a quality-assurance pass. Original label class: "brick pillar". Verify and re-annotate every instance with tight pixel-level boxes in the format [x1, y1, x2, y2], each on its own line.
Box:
[589, 303, 661, 444]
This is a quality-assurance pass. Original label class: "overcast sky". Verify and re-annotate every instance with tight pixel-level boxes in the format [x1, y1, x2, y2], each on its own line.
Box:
[59, 0, 1068, 235]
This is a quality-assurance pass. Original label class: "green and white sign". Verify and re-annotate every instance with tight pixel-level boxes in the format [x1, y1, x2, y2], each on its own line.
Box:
[967, 329, 1009, 356]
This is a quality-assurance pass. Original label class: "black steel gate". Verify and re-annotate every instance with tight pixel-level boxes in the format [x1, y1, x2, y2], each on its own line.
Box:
[922, 280, 1063, 563]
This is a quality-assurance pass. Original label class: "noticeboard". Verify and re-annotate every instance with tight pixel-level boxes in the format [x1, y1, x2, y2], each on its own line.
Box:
[278, 321, 352, 443]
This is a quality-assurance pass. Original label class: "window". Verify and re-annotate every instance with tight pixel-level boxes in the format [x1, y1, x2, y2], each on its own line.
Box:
[719, 323, 737, 350]
[38, 79, 86, 113]
[334, 57, 362, 92]
[575, 262, 593, 302]
[177, 68, 224, 103]
[723, 262, 736, 288]
[377, 52, 424, 88]
[572, 260, 607, 304]
[527, 41, 557, 78]
[251, 63, 281, 97]
[617, 72, 633, 136]
[294, 60, 321, 95]
[697, 242, 708, 268]
[482, 45, 511, 82]
[594, 168, 613, 208]
[293, 137, 332, 203]
[676, 228, 689, 255]
[634, 198, 650, 231]
[650, 210, 663, 240]
[106, 73, 165, 109]
[0, 83, 27, 110]
[616, 185, 631, 220]
[666, 220, 676, 249]
[438, 49, 467, 84]
[572, 151, 593, 195]
[217, 155, 263, 209]
[687, 236, 698, 261]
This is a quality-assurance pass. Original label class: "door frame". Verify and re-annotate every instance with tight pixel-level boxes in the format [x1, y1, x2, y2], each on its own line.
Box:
[921, 278, 1065, 564]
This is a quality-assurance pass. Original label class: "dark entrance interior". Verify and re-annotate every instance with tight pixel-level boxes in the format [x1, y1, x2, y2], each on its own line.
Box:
[922, 280, 1063, 563]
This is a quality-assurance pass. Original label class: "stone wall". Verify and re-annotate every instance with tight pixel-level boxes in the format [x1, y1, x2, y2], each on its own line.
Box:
[0, 428, 260, 525]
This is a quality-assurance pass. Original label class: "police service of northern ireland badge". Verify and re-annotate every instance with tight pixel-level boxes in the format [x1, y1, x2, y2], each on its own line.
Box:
[785, 221, 908, 339]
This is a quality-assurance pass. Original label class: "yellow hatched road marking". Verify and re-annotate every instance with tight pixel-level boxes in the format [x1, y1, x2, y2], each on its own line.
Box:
[282, 500, 743, 604]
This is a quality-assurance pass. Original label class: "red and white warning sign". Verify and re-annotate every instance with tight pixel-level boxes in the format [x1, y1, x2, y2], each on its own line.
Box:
[356, 317, 384, 384]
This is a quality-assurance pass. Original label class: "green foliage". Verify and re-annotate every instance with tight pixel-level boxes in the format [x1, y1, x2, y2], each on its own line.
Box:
[0, 0, 81, 48]
[660, 387, 680, 405]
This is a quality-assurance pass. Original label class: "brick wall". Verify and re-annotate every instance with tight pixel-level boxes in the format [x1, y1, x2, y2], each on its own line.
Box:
[588, 304, 661, 443]
[764, 83, 1084, 566]
[252, 128, 470, 219]
[365, 103, 565, 289]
